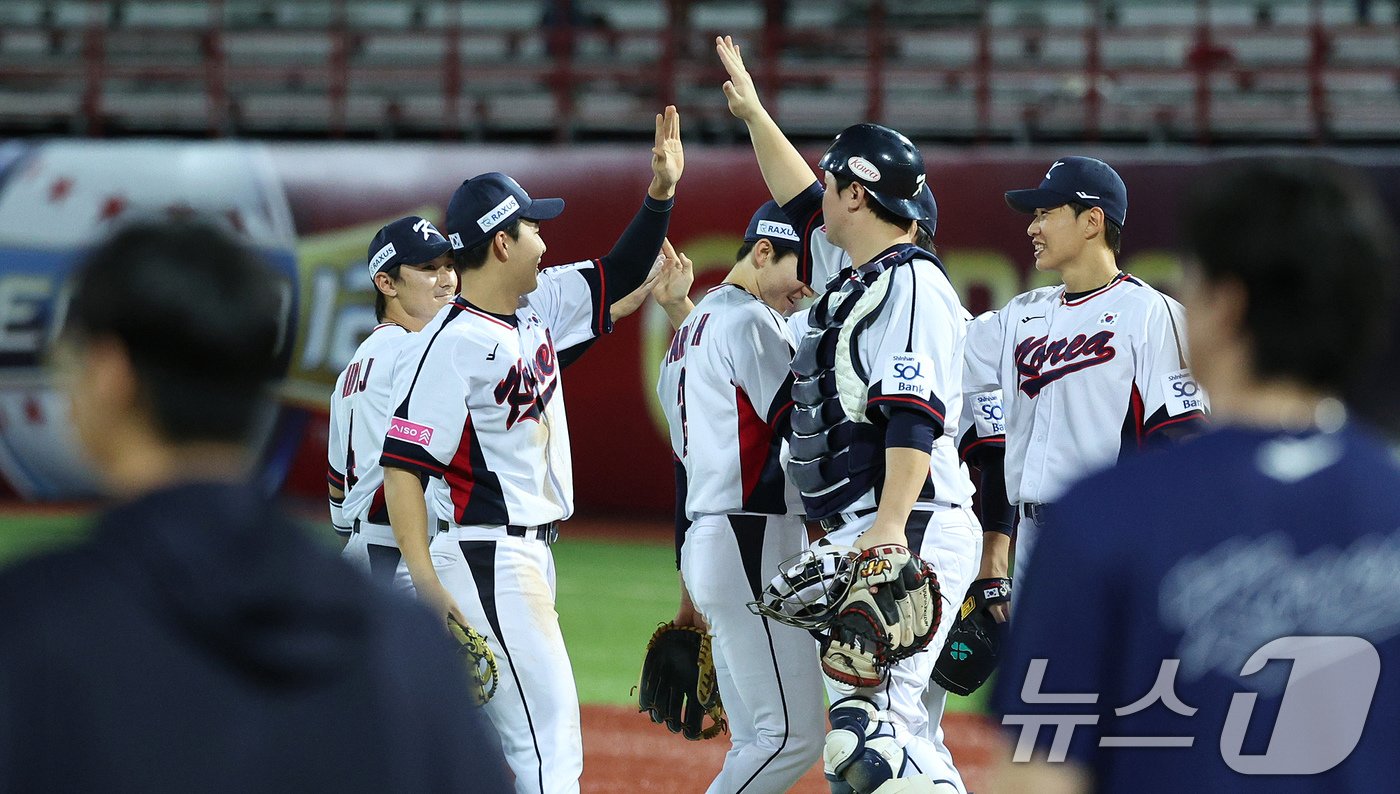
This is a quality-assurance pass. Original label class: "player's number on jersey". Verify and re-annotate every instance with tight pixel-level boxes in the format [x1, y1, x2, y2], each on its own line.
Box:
[677, 367, 689, 456]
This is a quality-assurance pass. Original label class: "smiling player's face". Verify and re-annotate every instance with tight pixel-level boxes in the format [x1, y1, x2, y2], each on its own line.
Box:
[511, 220, 546, 296]
[392, 254, 458, 322]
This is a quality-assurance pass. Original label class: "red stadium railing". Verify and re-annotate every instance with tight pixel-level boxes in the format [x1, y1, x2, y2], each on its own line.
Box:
[0, 0, 1396, 143]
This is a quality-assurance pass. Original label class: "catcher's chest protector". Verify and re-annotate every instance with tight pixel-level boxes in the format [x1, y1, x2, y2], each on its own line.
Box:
[789, 252, 928, 518]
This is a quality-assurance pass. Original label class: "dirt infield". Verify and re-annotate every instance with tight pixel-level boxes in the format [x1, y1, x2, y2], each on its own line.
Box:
[581, 705, 1003, 793]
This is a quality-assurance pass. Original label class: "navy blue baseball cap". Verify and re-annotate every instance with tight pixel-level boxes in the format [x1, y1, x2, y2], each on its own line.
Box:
[1004, 156, 1127, 228]
[367, 215, 453, 279]
[444, 172, 565, 252]
[743, 201, 802, 254]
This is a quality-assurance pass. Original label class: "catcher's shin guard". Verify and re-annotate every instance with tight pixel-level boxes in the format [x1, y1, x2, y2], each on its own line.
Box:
[823, 697, 906, 794]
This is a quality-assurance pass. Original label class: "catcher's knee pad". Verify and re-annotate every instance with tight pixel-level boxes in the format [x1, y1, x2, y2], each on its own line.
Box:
[823, 697, 906, 794]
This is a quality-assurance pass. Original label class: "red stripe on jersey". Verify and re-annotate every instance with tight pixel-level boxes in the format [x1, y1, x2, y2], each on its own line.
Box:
[381, 450, 444, 473]
[593, 258, 607, 334]
[326, 467, 345, 487]
[1129, 382, 1145, 448]
[444, 415, 479, 524]
[456, 299, 516, 330]
[768, 399, 795, 430]
[867, 395, 946, 422]
[958, 436, 1004, 462]
[735, 384, 772, 506]
[368, 485, 388, 524]
[1146, 412, 1205, 436]
[797, 211, 824, 287]
[1062, 273, 1129, 306]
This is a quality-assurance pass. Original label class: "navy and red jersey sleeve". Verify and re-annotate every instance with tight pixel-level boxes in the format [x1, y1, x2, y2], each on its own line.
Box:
[860, 265, 954, 442]
[379, 331, 470, 479]
[780, 180, 827, 288]
[597, 194, 673, 304]
[1134, 295, 1208, 449]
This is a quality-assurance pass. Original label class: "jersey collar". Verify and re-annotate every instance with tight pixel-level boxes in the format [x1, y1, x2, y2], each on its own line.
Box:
[1061, 272, 1129, 306]
[454, 295, 518, 328]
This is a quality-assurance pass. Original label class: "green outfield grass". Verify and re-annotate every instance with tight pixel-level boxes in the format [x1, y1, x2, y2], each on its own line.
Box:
[0, 512, 987, 714]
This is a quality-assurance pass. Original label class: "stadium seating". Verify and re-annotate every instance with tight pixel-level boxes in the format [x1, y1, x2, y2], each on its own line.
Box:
[0, 0, 1395, 143]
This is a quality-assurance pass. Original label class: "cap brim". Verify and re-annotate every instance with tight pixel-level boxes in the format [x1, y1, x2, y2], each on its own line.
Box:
[521, 197, 565, 221]
[1004, 188, 1071, 214]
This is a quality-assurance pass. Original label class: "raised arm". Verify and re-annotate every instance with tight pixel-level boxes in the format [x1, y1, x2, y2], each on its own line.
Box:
[595, 106, 684, 301]
[716, 36, 818, 206]
[652, 238, 695, 329]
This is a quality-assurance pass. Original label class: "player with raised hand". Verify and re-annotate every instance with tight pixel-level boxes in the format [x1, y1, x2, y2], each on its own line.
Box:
[379, 107, 683, 794]
[328, 216, 456, 579]
[655, 203, 823, 793]
[718, 35, 981, 794]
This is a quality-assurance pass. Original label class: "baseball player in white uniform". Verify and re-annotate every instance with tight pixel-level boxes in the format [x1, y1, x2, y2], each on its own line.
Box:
[964, 156, 1208, 606]
[656, 202, 824, 793]
[379, 108, 683, 794]
[328, 216, 456, 583]
[718, 36, 980, 794]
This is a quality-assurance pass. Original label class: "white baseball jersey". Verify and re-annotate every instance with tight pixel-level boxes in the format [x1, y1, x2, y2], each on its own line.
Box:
[964, 273, 1207, 505]
[380, 261, 608, 527]
[657, 284, 798, 519]
[787, 245, 976, 518]
[779, 184, 994, 517]
[328, 322, 417, 529]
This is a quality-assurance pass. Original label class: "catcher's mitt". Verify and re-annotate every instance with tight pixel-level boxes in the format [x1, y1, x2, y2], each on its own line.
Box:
[449, 620, 499, 707]
[636, 622, 727, 740]
[931, 577, 1010, 696]
[821, 544, 942, 688]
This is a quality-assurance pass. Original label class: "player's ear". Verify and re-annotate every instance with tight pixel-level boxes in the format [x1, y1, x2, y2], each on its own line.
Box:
[373, 271, 397, 298]
[753, 239, 772, 268]
[847, 182, 867, 214]
[492, 229, 511, 261]
[1082, 206, 1104, 241]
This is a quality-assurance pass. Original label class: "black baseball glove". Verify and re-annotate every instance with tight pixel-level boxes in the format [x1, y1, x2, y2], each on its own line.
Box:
[636, 622, 726, 740]
[930, 577, 1011, 696]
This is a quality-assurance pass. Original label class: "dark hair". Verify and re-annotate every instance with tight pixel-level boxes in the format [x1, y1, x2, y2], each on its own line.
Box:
[735, 239, 756, 262]
[913, 227, 937, 254]
[1179, 157, 1397, 393]
[64, 219, 288, 443]
[735, 238, 801, 265]
[1068, 201, 1122, 254]
[833, 176, 916, 234]
[373, 263, 402, 322]
[452, 220, 521, 272]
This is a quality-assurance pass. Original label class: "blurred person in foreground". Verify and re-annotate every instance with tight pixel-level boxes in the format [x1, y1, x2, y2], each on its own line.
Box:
[0, 220, 509, 793]
[993, 157, 1400, 793]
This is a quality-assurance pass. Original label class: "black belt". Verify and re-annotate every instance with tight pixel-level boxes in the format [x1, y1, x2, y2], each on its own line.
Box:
[1019, 502, 1049, 525]
[437, 519, 558, 544]
[805, 507, 878, 535]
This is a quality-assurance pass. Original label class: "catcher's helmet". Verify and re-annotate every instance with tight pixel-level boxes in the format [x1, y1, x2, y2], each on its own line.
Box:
[818, 123, 929, 222]
[747, 545, 860, 630]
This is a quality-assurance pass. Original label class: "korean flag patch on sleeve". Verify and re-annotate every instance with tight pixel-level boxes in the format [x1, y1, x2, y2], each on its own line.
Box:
[1160, 369, 1206, 416]
[880, 353, 935, 401]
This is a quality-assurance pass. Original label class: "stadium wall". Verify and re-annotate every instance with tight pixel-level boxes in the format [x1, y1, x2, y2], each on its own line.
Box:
[1, 141, 1396, 508]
